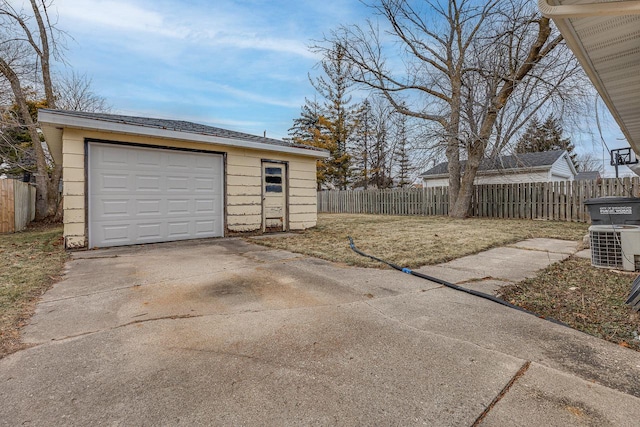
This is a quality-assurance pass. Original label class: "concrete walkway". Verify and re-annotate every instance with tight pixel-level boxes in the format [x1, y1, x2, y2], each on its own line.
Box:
[1, 237, 639, 426]
[416, 238, 580, 295]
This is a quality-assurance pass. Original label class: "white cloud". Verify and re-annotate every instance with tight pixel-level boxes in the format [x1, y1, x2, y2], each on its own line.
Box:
[206, 82, 300, 108]
[55, 0, 315, 58]
[56, 0, 181, 36]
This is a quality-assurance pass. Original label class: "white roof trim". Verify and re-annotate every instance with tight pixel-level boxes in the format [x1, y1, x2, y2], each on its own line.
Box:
[539, 0, 640, 19]
[539, 0, 640, 154]
[38, 110, 329, 159]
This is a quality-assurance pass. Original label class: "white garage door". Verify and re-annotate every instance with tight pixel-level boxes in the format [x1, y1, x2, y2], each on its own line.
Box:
[88, 142, 224, 248]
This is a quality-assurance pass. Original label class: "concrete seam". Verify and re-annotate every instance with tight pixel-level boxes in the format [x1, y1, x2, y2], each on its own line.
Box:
[506, 245, 576, 255]
[471, 360, 531, 426]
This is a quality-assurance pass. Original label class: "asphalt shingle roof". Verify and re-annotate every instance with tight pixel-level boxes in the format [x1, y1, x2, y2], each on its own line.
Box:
[575, 171, 601, 181]
[45, 110, 324, 152]
[421, 150, 567, 176]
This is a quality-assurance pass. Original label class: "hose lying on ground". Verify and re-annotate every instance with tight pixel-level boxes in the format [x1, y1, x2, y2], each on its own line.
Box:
[347, 236, 568, 327]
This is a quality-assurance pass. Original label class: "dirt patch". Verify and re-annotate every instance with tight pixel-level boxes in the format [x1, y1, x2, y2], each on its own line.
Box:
[500, 257, 640, 352]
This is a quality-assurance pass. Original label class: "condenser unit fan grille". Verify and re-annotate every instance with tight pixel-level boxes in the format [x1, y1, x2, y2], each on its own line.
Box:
[590, 229, 622, 269]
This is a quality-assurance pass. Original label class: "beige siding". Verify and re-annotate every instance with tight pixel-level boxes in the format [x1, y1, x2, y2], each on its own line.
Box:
[60, 128, 319, 248]
[62, 130, 87, 248]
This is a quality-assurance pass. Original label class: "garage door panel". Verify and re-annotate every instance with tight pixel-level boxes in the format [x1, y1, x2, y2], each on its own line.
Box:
[101, 174, 129, 190]
[166, 155, 191, 169]
[100, 199, 130, 216]
[195, 177, 217, 191]
[195, 220, 216, 234]
[167, 199, 190, 214]
[167, 222, 190, 237]
[137, 150, 162, 167]
[167, 176, 189, 191]
[194, 154, 214, 167]
[89, 143, 224, 248]
[195, 199, 215, 213]
[101, 224, 131, 243]
[136, 199, 162, 215]
[136, 175, 162, 191]
[100, 146, 130, 165]
[137, 223, 163, 239]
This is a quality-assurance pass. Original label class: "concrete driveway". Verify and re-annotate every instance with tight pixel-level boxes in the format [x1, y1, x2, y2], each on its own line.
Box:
[1, 238, 640, 426]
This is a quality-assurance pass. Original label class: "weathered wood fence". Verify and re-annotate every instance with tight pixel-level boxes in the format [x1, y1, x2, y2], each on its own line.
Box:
[317, 177, 640, 222]
[0, 179, 36, 233]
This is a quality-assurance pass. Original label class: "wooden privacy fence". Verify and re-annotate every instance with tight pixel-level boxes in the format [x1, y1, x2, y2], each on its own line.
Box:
[0, 179, 36, 233]
[317, 177, 640, 222]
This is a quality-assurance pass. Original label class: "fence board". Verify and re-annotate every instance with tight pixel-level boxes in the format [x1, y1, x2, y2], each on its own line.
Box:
[0, 179, 35, 233]
[0, 179, 15, 233]
[316, 178, 640, 223]
[13, 180, 35, 231]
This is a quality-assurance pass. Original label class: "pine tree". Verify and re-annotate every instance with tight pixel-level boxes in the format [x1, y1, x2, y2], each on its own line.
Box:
[307, 42, 359, 190]
[369, 105, 392, 189]
[350, 99, 373, 189]
[393, 111, 414, 188]
[515, 115, 577, 167]
[288, 98, 333, 190]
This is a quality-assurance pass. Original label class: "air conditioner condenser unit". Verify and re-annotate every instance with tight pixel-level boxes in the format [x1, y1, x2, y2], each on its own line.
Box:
[589, 225, 640, 271]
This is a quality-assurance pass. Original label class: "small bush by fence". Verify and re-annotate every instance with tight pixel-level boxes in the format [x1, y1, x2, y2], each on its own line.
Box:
[0, 179, 36, 233]
[317, 177, 640, 222]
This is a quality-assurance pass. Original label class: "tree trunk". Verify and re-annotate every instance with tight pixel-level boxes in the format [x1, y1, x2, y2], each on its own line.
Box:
[447, 78, 462, 210]
[0, 58, 50, 220]
[30, 0, 56, 108]
[450, 142, 483, 218]
[448, 17, 557, 219]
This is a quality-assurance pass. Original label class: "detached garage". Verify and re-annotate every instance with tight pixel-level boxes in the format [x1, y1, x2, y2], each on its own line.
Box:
[38, 109, 328, 249]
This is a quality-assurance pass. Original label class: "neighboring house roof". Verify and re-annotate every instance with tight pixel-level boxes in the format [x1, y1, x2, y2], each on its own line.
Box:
[421, 150, 570, 178]
[539, 1, 640, 155]
[38, 109, 329, 164]
[575, 171, 601, 181]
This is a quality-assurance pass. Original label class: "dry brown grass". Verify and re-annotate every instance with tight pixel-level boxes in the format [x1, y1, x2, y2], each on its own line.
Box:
[499, 257, 640, 351]
[249, 214, 589, 268]
[0, 224, 67, 358]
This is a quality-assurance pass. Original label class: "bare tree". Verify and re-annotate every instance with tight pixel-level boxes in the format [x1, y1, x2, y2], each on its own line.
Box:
[318, 0, 584, 217]
[576, 152, 605, 174]
[55, 71, 111, 112]
[0, 0, 63, 219]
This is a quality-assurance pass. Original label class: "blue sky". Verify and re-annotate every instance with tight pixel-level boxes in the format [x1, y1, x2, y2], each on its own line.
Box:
[45, 0, 631, 175]
[51, 0, 369, 140]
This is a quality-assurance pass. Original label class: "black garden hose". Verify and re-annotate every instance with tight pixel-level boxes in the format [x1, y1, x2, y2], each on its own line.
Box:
[347, 236, 568, 327]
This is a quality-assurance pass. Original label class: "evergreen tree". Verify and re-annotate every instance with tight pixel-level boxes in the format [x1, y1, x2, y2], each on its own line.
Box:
[350, 99, 373, 189]
[393, 111, 414, 188]
[515, 115, 577, 166]
[296, 42, 358, 190]
[288, 98, 333, 190]
[368, 102, 392, 189]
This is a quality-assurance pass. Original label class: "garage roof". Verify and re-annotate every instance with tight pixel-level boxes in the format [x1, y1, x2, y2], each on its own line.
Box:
[538, 0, 640, 154]
[38, 109, 329, 163]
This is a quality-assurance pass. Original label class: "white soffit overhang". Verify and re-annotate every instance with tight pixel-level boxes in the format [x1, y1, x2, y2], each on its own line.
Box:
[539, 0, 640, 153]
